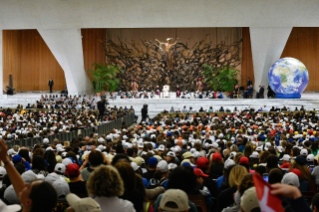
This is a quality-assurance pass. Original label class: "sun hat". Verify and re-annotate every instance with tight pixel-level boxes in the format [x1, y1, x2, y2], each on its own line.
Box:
[133, 157, 145, 166]
[159, 189, 189, 212]
[66, 193, 101, 212]
[182, 152, 194, 159]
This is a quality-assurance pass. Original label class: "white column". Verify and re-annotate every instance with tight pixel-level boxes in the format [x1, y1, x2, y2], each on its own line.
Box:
[250, 27, 292, 91]
[38, 29, 93, 95]
[0, 29, 3, 96]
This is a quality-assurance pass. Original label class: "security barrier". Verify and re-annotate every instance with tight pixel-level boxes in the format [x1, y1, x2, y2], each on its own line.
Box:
[5, 112, 135, 148]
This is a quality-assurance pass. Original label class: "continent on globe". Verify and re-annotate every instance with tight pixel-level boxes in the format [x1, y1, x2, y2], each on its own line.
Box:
[268, 57, 309, 98]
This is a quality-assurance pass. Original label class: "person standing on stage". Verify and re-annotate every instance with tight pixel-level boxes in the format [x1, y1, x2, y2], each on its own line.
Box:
[196, 78, 204, 92]
[176, 85, 181, 97]
[97, 98, 106, 121]
[131, 78, 139, 97]
[155, 85, 161, 95]
[141, 104, 148, 122]
[247, 77, 253, 87]
[48, 78, 54, 93]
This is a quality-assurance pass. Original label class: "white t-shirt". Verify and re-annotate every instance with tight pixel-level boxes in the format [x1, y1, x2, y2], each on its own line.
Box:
[94, 196, 136, 212]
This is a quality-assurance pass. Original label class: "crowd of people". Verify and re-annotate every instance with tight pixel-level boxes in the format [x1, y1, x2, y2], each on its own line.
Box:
[0, 101, 133, 140]
[0, 106, 319, 211]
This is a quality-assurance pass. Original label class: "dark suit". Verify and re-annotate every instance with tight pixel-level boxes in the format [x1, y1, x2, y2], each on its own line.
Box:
[97, 100, 106, 120]
[48, 80, 54, 93]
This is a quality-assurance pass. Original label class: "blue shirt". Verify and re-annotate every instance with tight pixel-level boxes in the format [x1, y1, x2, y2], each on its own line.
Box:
[216, 175, 224, 188]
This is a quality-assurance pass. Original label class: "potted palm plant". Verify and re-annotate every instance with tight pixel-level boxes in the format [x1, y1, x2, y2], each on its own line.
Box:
[203, 64, 240, 94]
[88, 63, 122, 96]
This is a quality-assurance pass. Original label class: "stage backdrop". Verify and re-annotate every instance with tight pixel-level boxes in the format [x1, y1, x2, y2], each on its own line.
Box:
[3, 30, 66, 92]
[104, 28, 243, 91]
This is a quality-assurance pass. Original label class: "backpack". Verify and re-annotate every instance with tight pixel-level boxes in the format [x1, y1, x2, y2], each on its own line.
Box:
[147, 178, 168, 189]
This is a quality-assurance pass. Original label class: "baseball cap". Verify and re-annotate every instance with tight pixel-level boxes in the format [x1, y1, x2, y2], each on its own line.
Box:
[224, 159, 235, 169]
[130, 162, 140, 171]
[300, 148, 308, 157]
[45, 173, 61, 184]
[62, 158, 74, 167]
[12, 155, 22, 164]
[0, 199, 21, 212]
[196, 157, 209, 169]
[289, 168, 302, 178]
[133, 157, 145, 166]
[54, 163, 66, 175]
[159, 189, 189, 212]
[194, 168, 209, 177]
[239, 157, 249, 165]
[240, 187, 260, 212]
[182, 152, 194, 159]
[168, 163, 178, 170]
[157, 160, 168, 172]
[295, 155, 306, 166]
[264, 142, 272, 151]
[154, 155, 163, 162]
[212, 152, 222, 161]
[98, 137, 105, 144]
[66, 163, 80, 176]
[148, 157, 158, 166]
[307, 154, 314, 162]
[66, 193, 101, 212]
[180, 159, 195, 167]
[281, 172, 300, 187]
[52, 179, 70, 201]
[0, 167, 7, 178]
[137, 140, 144, 148]
[210, 142, 218, 149]
[43, 138, 49, 144]
[167, 151, 176, 158]
[249, 151, 259, 159]
[229, 151, 237, 159]
[7, 149, 17, 156]
[280, 154, 290, 161]
[277, 146, 284, 153]
[21, 170, 37, 183]
[158, 144, 165, 151]
[4, 185, 20, 204]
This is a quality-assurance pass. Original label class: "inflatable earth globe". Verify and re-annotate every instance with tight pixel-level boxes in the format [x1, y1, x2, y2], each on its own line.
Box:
[268, 57, 309, 98]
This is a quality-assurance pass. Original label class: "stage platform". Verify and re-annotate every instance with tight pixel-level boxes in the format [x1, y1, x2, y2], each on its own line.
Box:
[1, 92, 319, 119]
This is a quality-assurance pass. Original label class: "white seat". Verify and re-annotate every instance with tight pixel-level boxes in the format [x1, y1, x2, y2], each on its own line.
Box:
[162, 85, 170, 98]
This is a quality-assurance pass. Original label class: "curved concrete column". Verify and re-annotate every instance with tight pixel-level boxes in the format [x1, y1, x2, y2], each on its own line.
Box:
[250, 27, 292, 91]
[38, 29, 93, 95]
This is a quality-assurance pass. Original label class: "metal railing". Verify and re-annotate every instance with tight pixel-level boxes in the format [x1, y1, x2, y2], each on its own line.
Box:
[4, 112, 135, 148]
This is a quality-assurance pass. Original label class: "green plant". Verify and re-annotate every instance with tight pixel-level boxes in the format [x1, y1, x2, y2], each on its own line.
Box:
[203, 64, 240, 92]
[88, 63, 122, 92]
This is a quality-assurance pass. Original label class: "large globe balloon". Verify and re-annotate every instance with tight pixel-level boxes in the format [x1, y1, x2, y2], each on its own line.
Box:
[268, 57, 309, 98]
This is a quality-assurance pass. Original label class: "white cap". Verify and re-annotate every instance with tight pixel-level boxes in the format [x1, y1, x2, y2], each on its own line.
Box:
[52, 179, 70, 201]
[21, 170, 37, 183]
[167, 151, 176, 158]
[300, 149, 308, 157]
[0, 167, 7, 178]
[168, 163, 178, 170]
[277, 146, 284, 153]
[249, 151, 259, 159]
[264, 142, 272, 151]
[280, 154, 290, 161]
[66, 193, 101, 212]
[7, 149, 17, 156]
[57, 147, 65, 153]
[307, 154, 315, 162]
[158, 144, 165, 151]
[45, 172, 61, 184]
[229, 151, 237, 159]
[43, 138, 49, 144]
[224, 159, 235, 169]
[0, 199, 21, 212]
[4, 185, 20, 204]
[157, 160, 168, 173]
[210, 142, 218, 149]
[130, 162, 140, 171]
[137, 140, 144, 148]
[62, 158, 74, 167]
[281, 173, 300, 187]
[98, 137, 105, 144]
[54, 163, 66, 174]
